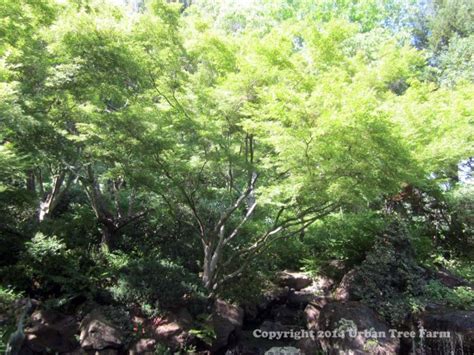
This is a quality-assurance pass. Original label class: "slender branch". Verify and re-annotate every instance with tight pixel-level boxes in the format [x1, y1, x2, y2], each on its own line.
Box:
[221, 202, 338, 271]
[213, 172, 257, 235]
[116, 209, 150, 231]
[223, 200, 257, 245]
[154, 156, 207, 240]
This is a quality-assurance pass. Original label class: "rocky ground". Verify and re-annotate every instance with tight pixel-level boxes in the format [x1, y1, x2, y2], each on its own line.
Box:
[7, 266, 473, 355]
[5, 230, 474, 355]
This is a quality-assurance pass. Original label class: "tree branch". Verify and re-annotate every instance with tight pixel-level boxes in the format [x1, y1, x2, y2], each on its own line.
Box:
[213, 171, 257, 235]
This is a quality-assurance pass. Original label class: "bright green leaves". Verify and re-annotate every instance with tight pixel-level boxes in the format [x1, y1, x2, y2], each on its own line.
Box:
[187, 33, 237, 86]
[390, 82, 474, 180]
[304, 19, 357, 69]
[0, 0, 57, 54]
[374, 44, 425, 95]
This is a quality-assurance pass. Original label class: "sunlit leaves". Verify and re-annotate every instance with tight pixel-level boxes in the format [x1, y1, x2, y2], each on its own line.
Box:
[390, 82, 474, 180]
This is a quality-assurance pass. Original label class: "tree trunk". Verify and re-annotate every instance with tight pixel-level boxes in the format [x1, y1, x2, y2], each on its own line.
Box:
[38, 170, 75, 222]
[202, 244, 214, 290]
[26, 171, 35, 192]
[100, 222, 117, 251]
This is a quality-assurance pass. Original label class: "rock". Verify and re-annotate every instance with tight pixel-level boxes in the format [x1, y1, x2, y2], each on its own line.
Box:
[63, 349, 85, 355]
[318, 301, 399, 354]
[278, 271, 312, 291]
[80, 310, 123, 350]
[434, 267, 473, 289]
[176, 307, 194, 326]
[242, 287, 289, 323]
[260, 287, 290, 309]
[225, 344, 263, 355]
[304, 304, 320, 331]
[318, 260, 348, 281]
[312, 275, 335, 294]
[326, 260, 346, 271]
[417, 309, 474, 354]
[304, 297, 328, 331]
[271, 305, 304, 326]
[129, 338, 157, 354]
[260, 320, 293, 332]
[67, 348, 117, 355]
[243, 303, 259, 323]
[264, 346, 302, 355]
[212, 299, 244, 351]
[287, 290, 318, 307]
[91, 350, 118, 355]
[23, 309, 79, 353]
[152, 311, 189, 350]
[287, 275, 334, 307]
[296, 338, 321, 355]
[333, 269, 357, 301]
[154, 319, 182, 339]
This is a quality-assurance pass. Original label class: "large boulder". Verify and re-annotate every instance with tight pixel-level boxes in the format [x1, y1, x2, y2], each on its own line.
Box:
[296, 337, 322, 355]
[333, 269, 357, 302]
[260, 320, 293, 332]
[23, 309, 79, 353]
[212, 299, 244, 351]
[278, 271, 312, 291]
[264, 346, 302, 354]
[304, 297, 328, 331]
[271, 305, 304, 326]
[129, 338, 157, 354]
[242, 286, 291, 323]
[288, 276, 333, 307]
[433, 267, 473, 289]
[416, 309, 474, 354]
[287, 290, 318, 308]
[318, 301, 399, 354]
[80, 310, 124, 351]
[152, 308, 193, 350]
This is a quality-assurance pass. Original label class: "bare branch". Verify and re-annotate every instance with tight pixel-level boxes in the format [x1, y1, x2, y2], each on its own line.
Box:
[223, 200, 257, 245]
[154, 156, 207, 240]
[221, 202, 339, 273]
[116, 209, 150, 231]
[214, 171, 257, 234]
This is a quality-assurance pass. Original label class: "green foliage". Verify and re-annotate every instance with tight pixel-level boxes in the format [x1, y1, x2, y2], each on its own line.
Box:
[6, 233, 99, 305]
[0, 0, 472, 335]
[423, 280, 474, 310]
[0, 286, 22, 351]
[189, 323, 216, 346]
[431, 256, 474, 284]
[0, 287, 21, 313]
[437, 35, 474, 86]
[153, 343, 173, 355]
[429, 0, 474, 51]
[348, 223, 428, 325]
[107, 254, 204, 312]
[219, 268, 271, 305]
[302, 212, 387, 276]
[268, 236, 308, 271]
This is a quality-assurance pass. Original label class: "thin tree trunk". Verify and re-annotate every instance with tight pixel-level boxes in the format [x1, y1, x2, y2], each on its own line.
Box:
[100, 223, 117, 251]
[38, 170, 74, 222]
[202, 244, 213, 289]
[26, 170, 35, 193]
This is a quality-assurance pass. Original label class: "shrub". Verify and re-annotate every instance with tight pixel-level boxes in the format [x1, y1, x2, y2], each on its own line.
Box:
[348, 222, 428, 325]
[302, 211, 386, 276]
[423, 280, 474, 310]
[14, 233, 98, 306]
[0, 287, 22, 352]
[107, 255, 204, 312]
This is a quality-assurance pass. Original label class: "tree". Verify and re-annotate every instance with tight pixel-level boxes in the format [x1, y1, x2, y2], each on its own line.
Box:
[119, 15, 422, 297]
